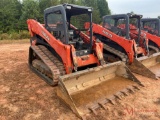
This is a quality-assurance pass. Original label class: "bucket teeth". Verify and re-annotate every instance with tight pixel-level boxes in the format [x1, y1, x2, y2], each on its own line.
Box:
[114, 92, 123, 100]
[121, 89, 129, 96]
[139, 83, 145, 87]
[56, 60, 144, 119]
[98, 103, 106, 110]
[89, 107, 98, 115]
[133, 85, 140, 90]
[127, 86, 135, 93]
[107, 96, 116, 105]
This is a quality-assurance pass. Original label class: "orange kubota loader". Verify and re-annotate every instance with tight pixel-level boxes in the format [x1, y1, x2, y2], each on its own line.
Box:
[27, 4, 143, 119]
[141, 18, 160, 37]
[85, 13, 159, 79]
[119, 16, 160, 77]
[140, 18, 160, 77]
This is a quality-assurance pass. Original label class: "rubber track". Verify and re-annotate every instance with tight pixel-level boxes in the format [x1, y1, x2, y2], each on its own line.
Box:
[31, 45, 65, 85]
[148, 45, 159, 53]
[103, 44, 159, 63]
[38, 45, 66, 75]
[103, 44, 128, 62]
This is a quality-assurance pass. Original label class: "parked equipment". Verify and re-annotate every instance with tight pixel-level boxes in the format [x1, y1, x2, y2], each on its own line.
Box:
[141, 18, 160, 52]
[27, 4, 143, 119]
[141, 18, 160, 35]
[85, 13, 159, 79]
[129, 18, 160, 77]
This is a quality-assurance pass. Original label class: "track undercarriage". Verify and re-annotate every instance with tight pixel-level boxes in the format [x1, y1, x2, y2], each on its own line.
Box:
[101, 42, 160, 80]
[28, 45, 65, 86]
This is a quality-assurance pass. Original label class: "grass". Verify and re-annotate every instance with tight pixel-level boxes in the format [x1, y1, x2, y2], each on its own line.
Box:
[0, 39, 30, 44]
[0, 31, 30, 40]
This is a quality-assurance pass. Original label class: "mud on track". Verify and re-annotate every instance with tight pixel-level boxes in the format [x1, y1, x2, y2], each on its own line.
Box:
[0, 42, 160, 120]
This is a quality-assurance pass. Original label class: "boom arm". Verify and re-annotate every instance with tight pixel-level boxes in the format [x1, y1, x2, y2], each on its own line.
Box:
[141, 30, 160, 48]
[27, 19, 73, 73]
[85, 22, 135, 63]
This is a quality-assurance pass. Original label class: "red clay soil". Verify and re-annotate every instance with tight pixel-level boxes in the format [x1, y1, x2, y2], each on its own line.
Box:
[0, 43, 160, 120]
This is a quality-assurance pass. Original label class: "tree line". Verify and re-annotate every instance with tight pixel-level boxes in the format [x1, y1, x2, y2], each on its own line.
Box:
[0, 0, 111, 33]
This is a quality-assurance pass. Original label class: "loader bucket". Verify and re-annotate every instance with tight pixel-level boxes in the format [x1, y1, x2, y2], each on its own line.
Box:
[127, 52, 160, 79]
[138, 53, 160, 77]
[57, 61, 143, 119]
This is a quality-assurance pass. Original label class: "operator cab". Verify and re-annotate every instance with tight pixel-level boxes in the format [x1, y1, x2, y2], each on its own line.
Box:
[44, 4, 93, 56]
[103, 13, 142, 42]
[103, 14, 130, 39]
[102, 13, 149, 57]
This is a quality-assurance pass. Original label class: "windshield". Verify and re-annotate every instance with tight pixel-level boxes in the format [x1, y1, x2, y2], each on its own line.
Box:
[142, 21, 159, 36]
[70, 13, 90, 30]
[129, 18, 139, 28]
[47, 10, 63, 29]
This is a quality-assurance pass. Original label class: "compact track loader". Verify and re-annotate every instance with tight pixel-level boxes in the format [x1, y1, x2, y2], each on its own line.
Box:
[141, 18, 160, 37]
[27, 4, 143, 119]
[126, 17, 160, 77]
[139, 18, 160, 77]
[85, 13, 160, 79]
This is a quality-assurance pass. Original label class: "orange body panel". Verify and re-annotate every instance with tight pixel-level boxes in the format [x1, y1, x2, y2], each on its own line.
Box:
[85, 22, 135, 63]
[27, 19, 103, 74]
[141, 30, 160, 48]
[128, 24, 160, 49]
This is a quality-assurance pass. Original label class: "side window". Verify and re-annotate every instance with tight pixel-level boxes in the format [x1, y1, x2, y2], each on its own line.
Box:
[46, 10, 66, 43]
[150, 23, 156, 29]
[70, 14, 90, 30]
[130, 18, 138, 26]
[143, 22, 150, 29]
[143, 22, 151, 31]
[117, 19, 126, 26]
[47, 11, 63, 29]
[103, 18, 115, 29]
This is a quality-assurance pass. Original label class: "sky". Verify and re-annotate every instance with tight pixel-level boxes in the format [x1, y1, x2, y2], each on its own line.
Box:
[107, 0, 160, 18]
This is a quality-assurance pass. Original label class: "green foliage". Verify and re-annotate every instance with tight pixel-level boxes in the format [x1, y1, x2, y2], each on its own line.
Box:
[0, 0, 21, 33]
[0, 33, 10, 40]
[0, 0, 111, 39]
[38, 0, 60, 22]
[0, 31, 30, 40]
[9, 32, 20, 39]
[97, 0, 111, 17]
[20, 0, 40, 29]
[19, 30, 30, 39]
[81, 0, 101, 23]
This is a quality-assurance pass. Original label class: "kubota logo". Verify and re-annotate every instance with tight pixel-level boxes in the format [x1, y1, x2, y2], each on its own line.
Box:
[42, 31, 50, 41]
[102, 30, 112, 38]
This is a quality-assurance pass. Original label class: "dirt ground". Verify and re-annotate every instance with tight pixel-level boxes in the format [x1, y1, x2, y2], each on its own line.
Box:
[0, 42, 160, 120]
